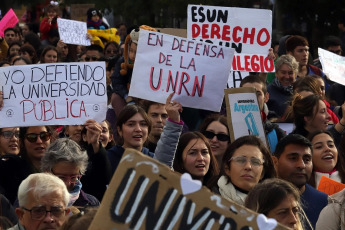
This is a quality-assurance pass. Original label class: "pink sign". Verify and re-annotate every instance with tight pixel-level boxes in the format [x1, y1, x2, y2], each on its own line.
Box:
[0, 9, 19, 37]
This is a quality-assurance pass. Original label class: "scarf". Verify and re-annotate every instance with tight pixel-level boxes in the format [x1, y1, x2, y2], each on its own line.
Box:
[68, 180, 82, 207]
[217, 175, 247, 205]
[87, 19, 102, 28]
[273, 77, 293, 95]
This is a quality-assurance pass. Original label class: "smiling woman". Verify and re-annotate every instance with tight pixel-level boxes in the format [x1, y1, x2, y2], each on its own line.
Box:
[308, 131, 345, 188]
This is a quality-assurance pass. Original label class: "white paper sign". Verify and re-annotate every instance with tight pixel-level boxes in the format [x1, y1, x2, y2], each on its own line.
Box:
[0, 62, 107, 127]
[128, 30, 235, 112]
[225, 88, 266, 145]
[57, 18, 91, 46]
[187, 5, 274, 88]
[319, 48, 345, 86]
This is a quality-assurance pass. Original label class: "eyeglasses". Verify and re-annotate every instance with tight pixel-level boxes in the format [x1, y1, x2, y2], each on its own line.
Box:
[22, 206, 66, 220]
[0, 131, 19, 139]
[25, 132, 51, 143]
[51, 169, 82, 184]
[85, 56, 99, 61]
[229, 156, 265, 167]
[203, 131, 229, 142]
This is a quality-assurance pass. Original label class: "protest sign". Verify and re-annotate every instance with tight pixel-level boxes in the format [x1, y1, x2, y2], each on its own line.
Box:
[318, 176, 345, 196]
[187, 5, 274, 88]
[0, 9, 19, 37]
[0, 62, 107, 127]
[128, 29, 234, 112]
[224, 87, 267, 145]
[319, 48, 345, 86]
[89, 149, 287, 230]
[57, 18, 91, 46]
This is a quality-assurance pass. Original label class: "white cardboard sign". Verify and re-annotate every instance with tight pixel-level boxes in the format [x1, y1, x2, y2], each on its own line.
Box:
[187, 5, 274, 88]
[0, 62, 107, 127]
[57, 18, 91, 46]
[129, 29, 235, 112]
[319, 48, 345, 86]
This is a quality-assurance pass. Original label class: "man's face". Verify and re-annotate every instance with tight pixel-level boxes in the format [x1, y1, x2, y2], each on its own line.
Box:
[85, 50, 101, 62]
[289, 46, 309, 67]
[327, 45, 342, 56]
[148, 104, 168, 138]
[4, 30, 16, 45]
[16, 190, 69, 230]
[241, 82, 269, 111]
[273, 144, 313, 189]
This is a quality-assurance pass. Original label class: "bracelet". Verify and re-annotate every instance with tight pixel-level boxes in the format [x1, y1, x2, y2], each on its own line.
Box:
[339, 120, 345, 127]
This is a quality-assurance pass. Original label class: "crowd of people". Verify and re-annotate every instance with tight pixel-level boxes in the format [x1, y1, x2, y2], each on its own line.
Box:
[1, 2, 345, 230]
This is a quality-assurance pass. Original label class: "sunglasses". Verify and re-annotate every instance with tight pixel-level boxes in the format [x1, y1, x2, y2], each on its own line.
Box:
[85, 56, 98, 61]
[0, 131, 20, 139]
[203, 131, 229, 142]
[25, 132, 51, 143]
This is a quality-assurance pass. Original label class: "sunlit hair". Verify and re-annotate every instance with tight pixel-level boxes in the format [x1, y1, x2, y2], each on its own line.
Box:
[289, 94, 323, 129]
[285, 35, 309, 53]
[17, 173, 70, 208]
[245, 178, 307, 230]
[293, 75, 322, 96]
[275, 54, 299, 75]
[41, 138, 88, 175]
[173, 131, 219, 189]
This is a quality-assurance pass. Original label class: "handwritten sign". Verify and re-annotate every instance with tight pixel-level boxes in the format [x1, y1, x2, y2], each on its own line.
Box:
[0, 9, 19, 37]
[317, 176, 345, 196]
[187, 5, 274, 88]
[57, 18, 91, 46]
[0, 62, 107, 127]
[89, 149, 287, 230]
[128, 29, 234, 112]
[224, 87, 267, 145]
[319, 48, 345, 86]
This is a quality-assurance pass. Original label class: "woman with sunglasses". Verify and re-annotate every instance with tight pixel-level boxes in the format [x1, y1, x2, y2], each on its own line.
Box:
[216, 135, 276, 205]
[41, 138, 99, 212]
[0, 126, 52, 204]
[0, 127, 20, 156]
[199, 114, 230, 168]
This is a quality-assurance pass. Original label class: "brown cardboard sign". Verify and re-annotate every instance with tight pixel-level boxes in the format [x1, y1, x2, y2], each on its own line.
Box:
[224, 87, 267, 146]
[89, 149, 287, 230]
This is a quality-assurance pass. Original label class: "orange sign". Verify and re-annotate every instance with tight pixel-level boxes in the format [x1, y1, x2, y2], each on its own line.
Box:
[317, 176, 345, 195]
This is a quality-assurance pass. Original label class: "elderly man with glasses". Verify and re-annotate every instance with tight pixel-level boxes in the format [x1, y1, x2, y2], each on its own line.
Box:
[10, 173, 70, 230]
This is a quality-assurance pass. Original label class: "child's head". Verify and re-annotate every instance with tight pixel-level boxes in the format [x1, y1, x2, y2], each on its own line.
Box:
[45, 2, 59, 18]
[87, 8, 102, 23]
[128, 29, 139, 62]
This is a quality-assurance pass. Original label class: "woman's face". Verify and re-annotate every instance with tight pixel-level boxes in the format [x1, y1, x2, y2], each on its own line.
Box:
[311, 133, 338, 172]
[100, 121, 113, 148]
[128, 42, 137, 62]
[105, 44, 118, 58]
[305, 100, 330, 132]
[226, 145, 264, 192]
[118, 113, 148, 150]
[316, 78, 325, 98]
[9, 44, 20, 56]
[0, 127, 20, 155]
[267, 194, 299, 230]
[22, 25, 30, 36]
[65, 125, 83, 144]
[24, 126, 51, 161]
[47, 10, 57, 19]
[51, 161, 81, 192]
[182, 138, 210, 180]
[205, 121, 229, 159]
[43, 50, 58, 63]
